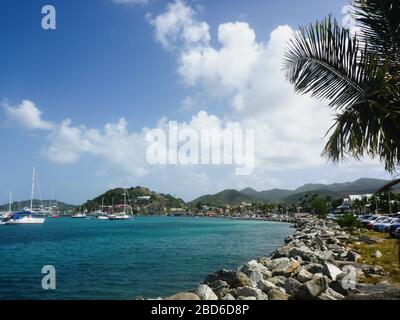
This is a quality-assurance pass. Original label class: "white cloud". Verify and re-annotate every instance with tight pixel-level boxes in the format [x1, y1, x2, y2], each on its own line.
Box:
[148, 0, 210, 50]
[3, 100, 54, 130]
[151, 1, 334, 171]
[45, 117, 150, 177]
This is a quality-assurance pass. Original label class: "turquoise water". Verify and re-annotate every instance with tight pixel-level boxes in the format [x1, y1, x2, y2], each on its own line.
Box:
[0, 216, 293, 300]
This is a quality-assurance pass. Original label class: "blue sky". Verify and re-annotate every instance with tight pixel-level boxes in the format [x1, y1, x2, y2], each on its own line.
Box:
[0, 0, 394, 204]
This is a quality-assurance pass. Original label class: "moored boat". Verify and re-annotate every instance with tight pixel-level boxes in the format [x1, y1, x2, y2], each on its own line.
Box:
[5, 167, 46, 225]
[71, 213, 87, 218]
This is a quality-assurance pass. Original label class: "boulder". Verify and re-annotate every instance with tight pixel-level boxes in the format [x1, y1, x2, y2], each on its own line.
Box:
[293, 277, 329, 300]
[289, 246, 317, 262]
[272, 244, 294, 258]
[257, 279, 278, 293]
[222, 293, 236, 300]
[323, 262, 343, 281]
[284, 278, 302, 296]
[268, 276, 286, 288]
[240, 260, 271, 276]
[272, 259, 300, 276]
[267, 289, 290, 300]
[193, 285, 218, 301]
[237, 296, 257, 300]
[204, 270, 253, 288]
[297, 268, 314, 283]
[165, 292, 201, 300]
[246, 270, 264, 283]
[208, 280, 229, 292]
[347, 251, 361, 263]
[316, 250, 335, 263]
[265, 257, 291, 271]
[233, 286, 268, 300]
[305, 263, 324, 274]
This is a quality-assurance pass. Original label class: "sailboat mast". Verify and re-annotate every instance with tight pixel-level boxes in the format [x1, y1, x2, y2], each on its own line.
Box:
[8, 192, 12, 212]
[30, 166, 35, 211]
[124, 189, 126, 214]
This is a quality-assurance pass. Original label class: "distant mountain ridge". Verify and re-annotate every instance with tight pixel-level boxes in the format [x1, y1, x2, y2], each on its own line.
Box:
[0, 200, 75, 211]
[192, 178, 396, 206]
[192, 189, 262, 207]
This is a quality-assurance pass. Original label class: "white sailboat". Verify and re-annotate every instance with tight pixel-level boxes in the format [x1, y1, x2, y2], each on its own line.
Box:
[109, 189, 132, 220]
[6, 167, 46, 225]
[94, 198, 109, 219]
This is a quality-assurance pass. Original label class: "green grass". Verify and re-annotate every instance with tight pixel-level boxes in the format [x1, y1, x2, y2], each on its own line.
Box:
[349, 230, 400, 285]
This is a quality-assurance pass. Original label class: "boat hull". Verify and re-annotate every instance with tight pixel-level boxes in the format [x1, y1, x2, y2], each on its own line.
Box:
[5, 217, 45, 225]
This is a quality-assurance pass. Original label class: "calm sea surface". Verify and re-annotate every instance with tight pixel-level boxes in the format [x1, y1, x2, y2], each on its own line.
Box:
[0, 216, 293, 300]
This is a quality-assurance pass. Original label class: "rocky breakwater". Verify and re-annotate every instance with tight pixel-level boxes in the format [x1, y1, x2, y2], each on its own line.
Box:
[161, 219, 400, 300]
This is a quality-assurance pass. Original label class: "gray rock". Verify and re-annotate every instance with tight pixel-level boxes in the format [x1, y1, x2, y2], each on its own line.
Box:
[268, 276, 286, 288]
[294, 277, 329, 300]
[204, 270, 253, 288]
[297, 268, 314, 283]
[272, 244, 294, 258]
[323, 262, 343, 281]
[165, 292, 201, 300]
[267, 289, 290, 300]
[237, 296, 257, 300]
[306, 263, 324, 274]
[222, 293, 236, 300]
[257, 279, 278, 293]
[208, 280, 229, 292]
[265, 257, 291, 271]
[233, 286, 268, 300]
[272, 259, 300, 277]
[347, 251, 361, 262]
[284, 278, 302, 295]
[194, 285, 218, 300]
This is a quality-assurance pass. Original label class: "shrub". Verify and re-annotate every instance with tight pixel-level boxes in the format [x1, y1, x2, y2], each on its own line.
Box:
[337, 213, 360, 230]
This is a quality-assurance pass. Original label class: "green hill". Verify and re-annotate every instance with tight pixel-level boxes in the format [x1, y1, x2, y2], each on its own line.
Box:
[192, 189, 261, 207]
[83, 186, 185, 211]
[0, 200, 76, 211]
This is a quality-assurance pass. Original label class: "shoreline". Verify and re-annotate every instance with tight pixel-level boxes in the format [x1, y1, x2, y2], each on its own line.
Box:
[144, 217, 400, 300]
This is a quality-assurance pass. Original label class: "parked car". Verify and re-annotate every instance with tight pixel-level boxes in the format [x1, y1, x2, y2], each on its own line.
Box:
[358, 214, 373, 221]
[367, 216, 388, 230]
[373, 218, 400, 232]
[360, 215, 378, 227]
[395, 228, 400, 239]
[388, 222, 400, 237]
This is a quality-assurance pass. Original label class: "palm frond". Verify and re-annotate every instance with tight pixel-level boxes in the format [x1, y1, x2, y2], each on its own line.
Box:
[283, 16, 378, 110]
[354, 0, 400, 63]
[322, 101, 400, 173]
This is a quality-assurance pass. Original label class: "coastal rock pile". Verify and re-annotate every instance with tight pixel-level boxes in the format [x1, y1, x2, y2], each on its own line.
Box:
[158, 218, 400, 301]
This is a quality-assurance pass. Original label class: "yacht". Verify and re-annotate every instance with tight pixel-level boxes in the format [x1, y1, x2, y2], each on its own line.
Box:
[108, 189, 132, 220]
[71, 213, 87, 218]
[93, 198, 108, 219]
[5, 167, 46, 225]
[108, 213, 131, 220]
[5, 212, 45, 225]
